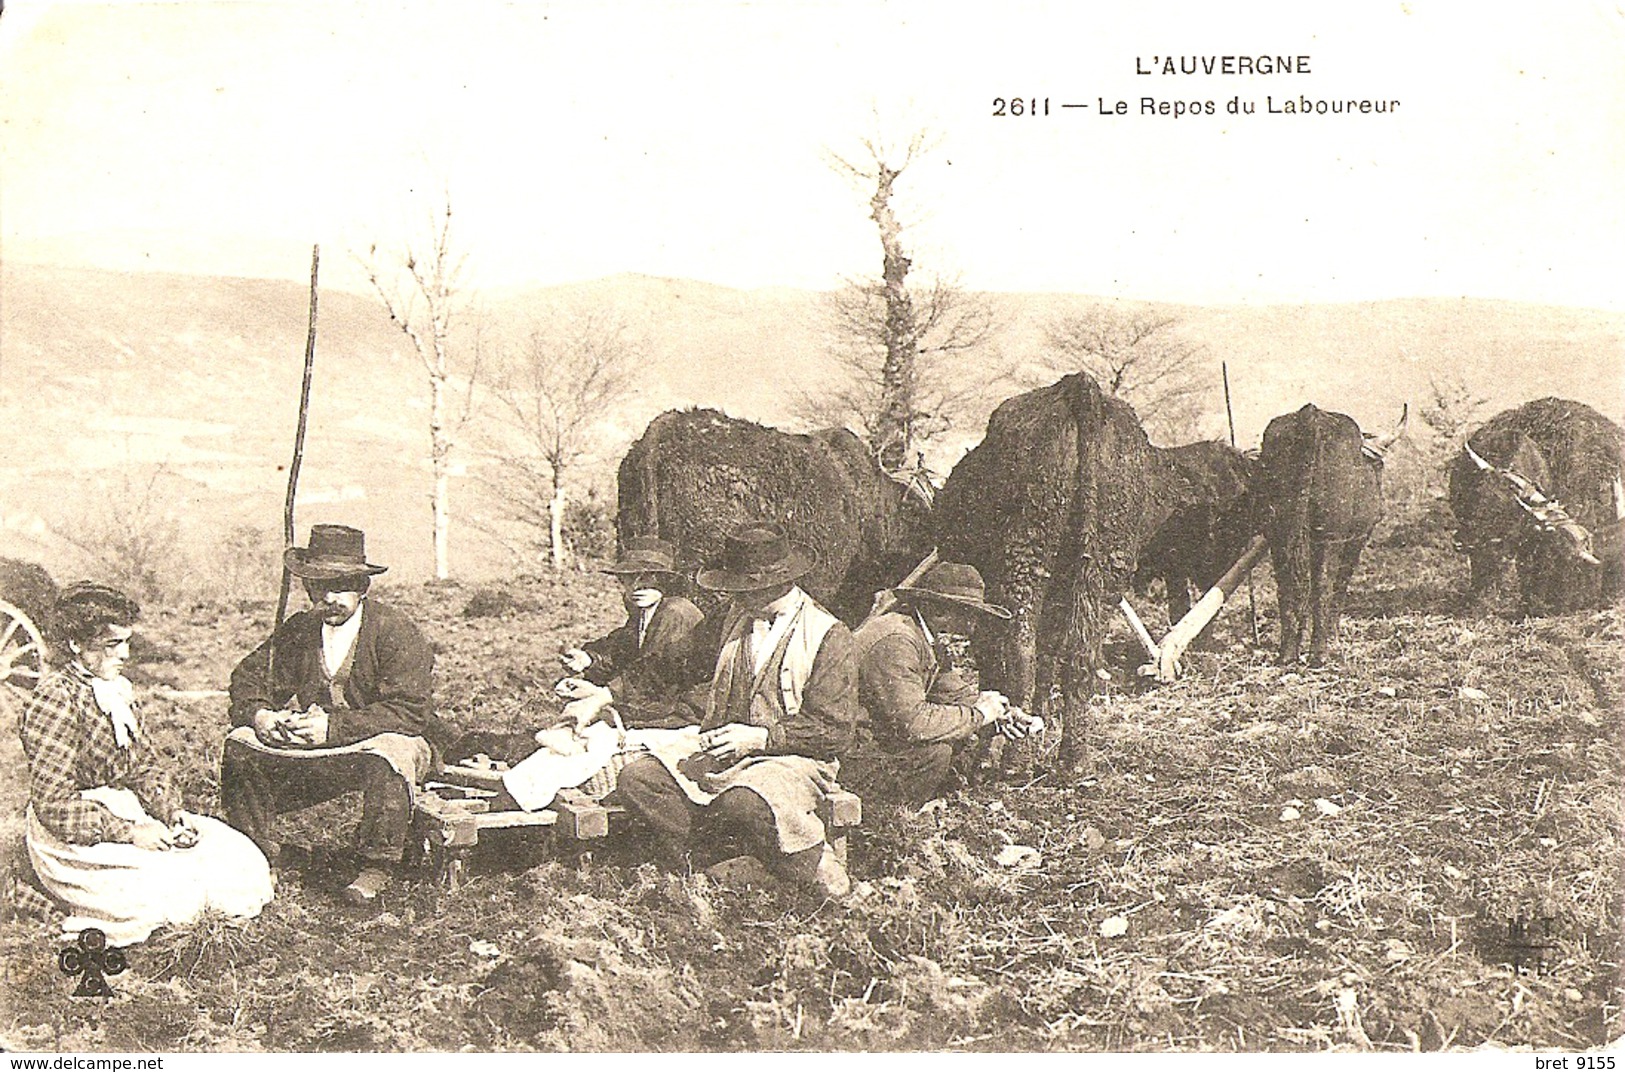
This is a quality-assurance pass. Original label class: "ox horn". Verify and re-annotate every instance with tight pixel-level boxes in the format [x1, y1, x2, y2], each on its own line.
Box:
[1463, 441, 1494, 472]
[1362, 403, 1409, 457]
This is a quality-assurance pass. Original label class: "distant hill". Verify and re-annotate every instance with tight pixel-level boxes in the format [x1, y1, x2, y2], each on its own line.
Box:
[1, 262, 1619, 582]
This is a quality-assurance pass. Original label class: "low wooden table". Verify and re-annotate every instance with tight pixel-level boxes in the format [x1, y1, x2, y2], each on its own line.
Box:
[411, 760, 863, 889]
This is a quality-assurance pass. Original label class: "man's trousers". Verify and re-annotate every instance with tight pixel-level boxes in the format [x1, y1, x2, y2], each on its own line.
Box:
[219, 736, 422, 864]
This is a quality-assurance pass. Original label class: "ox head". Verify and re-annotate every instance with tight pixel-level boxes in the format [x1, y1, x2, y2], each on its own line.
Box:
[889, 451, 941, 510]
[1360, 404, 1409, 463]
[1461, 441, 1601, 565]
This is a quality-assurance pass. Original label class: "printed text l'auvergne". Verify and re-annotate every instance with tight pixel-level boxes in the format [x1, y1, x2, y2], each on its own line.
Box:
[1137, 55, 1311, 76]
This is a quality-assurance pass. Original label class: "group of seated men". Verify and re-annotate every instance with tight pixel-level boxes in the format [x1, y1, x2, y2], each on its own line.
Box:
[219, 522, 1034, 903]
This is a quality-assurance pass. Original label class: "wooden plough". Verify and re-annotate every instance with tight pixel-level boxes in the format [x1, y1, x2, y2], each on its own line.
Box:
[1121, 533, 1270, 682]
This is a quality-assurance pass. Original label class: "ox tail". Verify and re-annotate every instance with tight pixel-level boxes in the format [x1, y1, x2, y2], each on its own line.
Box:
[1053, 372, 1129, 769]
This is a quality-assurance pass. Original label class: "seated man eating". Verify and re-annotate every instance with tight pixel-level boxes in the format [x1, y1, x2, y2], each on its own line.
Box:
[843, 561, 1034, 806]
[560, 537, 710, 728]
[220, 524, 459, 904]
[451, 537, 711, 768]
[613, 522, 859, 898]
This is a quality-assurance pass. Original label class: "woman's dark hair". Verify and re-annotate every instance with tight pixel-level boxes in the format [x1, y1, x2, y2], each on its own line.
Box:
[50, 582, 140, 661]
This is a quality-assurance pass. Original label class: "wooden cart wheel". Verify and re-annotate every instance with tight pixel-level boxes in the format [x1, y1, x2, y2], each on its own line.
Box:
[0, 599, 46, 706]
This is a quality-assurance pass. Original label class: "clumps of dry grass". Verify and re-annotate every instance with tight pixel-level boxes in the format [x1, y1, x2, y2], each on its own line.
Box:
[0, 568, 1617, 1053]
[461, 585, 536, 620]
[846, 587, 1624, 1051]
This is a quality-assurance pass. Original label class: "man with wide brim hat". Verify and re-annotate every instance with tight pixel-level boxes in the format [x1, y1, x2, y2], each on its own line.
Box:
[282, 523, 389, 580]
[221, 524, 459, 905]
[598, 536, 687, 580]
[553, 537, 709, 731]
[693, 525, 817, 593]
[844, 561, 1033, 806]
[452, 536, 712, 766]
[614, 522, 860, 898]
[893, 561, 1014, 621]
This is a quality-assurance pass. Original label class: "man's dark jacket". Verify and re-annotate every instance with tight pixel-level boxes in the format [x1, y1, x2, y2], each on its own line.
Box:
[228, 599, 458, 754]
[581, 595, 709, 727]
[851, 610, 981, 749]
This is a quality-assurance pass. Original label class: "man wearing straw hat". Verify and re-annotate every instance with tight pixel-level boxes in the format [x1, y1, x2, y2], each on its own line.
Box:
[844, 561, 1034, 806]
[614, 522, 860, 898]
[220, 524, 457, 905]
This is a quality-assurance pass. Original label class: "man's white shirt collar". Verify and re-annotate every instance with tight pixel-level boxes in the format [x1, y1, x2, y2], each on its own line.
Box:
[636, 592, 663, 647]
[749, 586, 805, 675]
[760, 587, 803, 621]
[321, 600, 365, 678]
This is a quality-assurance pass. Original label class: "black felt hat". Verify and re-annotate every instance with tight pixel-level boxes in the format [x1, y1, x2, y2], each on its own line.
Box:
[283, 524, 388, 581]
[600, 537, 687, 577]
[894, 562, 1011, 619]
[695, 523, 817, 593]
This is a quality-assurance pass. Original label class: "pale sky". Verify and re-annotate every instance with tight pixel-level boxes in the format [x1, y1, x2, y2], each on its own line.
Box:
[2, 0, 1622, 307]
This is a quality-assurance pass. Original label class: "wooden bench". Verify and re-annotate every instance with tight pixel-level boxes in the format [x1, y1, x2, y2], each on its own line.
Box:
[410, 760, 862, 889]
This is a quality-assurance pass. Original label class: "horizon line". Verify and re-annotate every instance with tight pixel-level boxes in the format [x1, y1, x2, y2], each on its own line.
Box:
[5, 255, 1625, 317]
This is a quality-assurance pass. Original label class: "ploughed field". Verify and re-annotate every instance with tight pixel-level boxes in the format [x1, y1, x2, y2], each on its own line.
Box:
[0, 527, 1619, 1052]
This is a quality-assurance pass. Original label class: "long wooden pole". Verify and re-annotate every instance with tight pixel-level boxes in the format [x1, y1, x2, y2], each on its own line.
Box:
[861, 548, 941, 626]
[1151, 534, 1268, 682]
[1119, 596, 1160, 661]
[273, 246, 321, 645]
[1222, 361, 1237, 448]
[1224, 361, 1261, 646]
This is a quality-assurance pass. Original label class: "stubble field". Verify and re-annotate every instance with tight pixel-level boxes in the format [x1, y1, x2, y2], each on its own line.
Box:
[0, 517, 1619, 1052]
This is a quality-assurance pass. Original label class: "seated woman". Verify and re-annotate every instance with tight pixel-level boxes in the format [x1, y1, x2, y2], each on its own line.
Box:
[20, 583, 273, 946]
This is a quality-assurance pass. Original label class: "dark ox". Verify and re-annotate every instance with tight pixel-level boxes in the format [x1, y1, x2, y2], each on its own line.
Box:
[1134, 440, 1258, 628]
[935, 373, 1173, 768]
[1255, 403, 1386, 665]
[616, 408, 931, 624]
[1447, 397, 1624, 614]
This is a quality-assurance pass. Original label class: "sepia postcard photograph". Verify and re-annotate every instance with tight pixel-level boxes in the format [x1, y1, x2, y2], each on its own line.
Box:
[0, 0, 1620, 1058]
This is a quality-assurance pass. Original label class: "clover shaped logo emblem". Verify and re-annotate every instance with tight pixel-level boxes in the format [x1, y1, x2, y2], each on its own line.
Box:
[59, 928, 128, 997]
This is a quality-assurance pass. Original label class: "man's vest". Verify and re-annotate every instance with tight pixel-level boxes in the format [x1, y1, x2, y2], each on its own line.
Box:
[706, 591, 839, 729]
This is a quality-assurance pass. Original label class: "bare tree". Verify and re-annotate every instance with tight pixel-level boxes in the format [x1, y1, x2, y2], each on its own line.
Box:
[1036, 308, 1212, 443]
[359, 197, 480, 580]
[806, 128, 999, 470]
[50, 465, 187, 603]
[484, 310, 641, 571]
[1378, 368, 1490, 514]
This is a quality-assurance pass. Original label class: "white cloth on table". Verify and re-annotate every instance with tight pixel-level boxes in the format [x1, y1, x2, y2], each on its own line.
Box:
[26, 786, 274, 947]
[501, 722, 620, 811]
[501, 725, 704, 811]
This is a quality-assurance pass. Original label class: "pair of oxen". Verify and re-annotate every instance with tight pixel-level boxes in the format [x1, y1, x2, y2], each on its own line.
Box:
[617, 380, 1623, 770]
